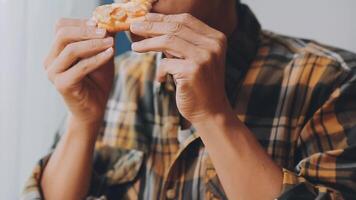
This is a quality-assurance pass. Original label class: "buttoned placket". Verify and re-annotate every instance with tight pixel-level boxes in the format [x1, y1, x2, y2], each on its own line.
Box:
[160, 130, 200, 199]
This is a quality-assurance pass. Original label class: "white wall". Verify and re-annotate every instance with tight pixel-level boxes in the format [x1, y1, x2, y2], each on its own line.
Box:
[0, 1, 97, 199]
[243, 0, 356, 52]
[0, 0, 355, 199]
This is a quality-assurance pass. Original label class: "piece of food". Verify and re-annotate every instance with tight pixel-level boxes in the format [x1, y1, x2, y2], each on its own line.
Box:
[92, 0, 156, 32]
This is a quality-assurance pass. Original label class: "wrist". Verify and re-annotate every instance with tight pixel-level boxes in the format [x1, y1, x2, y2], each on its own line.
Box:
[193, 94, 235, 123]
[193, 105, 238, 132]
[67, 114, 102, 141]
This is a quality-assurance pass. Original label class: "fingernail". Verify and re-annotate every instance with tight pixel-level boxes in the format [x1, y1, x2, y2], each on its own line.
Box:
[104, 37, 113, 45]
[105, 47, 113, 55]
[131, 42, 138, 50]
[86, 19, 97, 27]
[96, 28, 106, 35]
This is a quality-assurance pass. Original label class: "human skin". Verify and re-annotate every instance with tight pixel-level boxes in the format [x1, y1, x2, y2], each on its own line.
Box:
[41, 0, 283, 199]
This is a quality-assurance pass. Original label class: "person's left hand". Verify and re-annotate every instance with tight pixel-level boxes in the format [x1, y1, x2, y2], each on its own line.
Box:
[130, 13, 231, 124]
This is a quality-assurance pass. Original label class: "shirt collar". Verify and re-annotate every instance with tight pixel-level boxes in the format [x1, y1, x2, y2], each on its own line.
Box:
[225, 3, 261, 107]
[227, 3, 261, 68]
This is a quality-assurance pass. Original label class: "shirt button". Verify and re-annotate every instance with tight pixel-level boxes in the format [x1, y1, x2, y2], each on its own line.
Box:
[166, 188, 176, 199]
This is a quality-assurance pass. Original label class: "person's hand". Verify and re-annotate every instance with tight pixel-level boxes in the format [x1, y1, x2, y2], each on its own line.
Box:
[130, 13, 230, 124]
[44, 18, 115, 127]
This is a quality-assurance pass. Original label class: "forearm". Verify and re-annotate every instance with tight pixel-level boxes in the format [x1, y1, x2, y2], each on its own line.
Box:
[195, 109, 283, 200]
[41, 116, 99, 200]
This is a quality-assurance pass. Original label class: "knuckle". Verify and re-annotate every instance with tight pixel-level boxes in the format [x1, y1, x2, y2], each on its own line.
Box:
[201, 50, 212, 61]
[179, 13, 192, 23]
[89, 39, 99, 49]
[80, 63, 90, 76]
[55, 28, 66, 42]
[64, 43, 77, 59]
[216, 32, 227, 45]
[82, 57, 93, 69]
[169, 23, 182, 34]
[143, 22, 153, 30]
[163, 15, 174, 22]
[54, 78, 68, 93]
[187, 61, 200, 76]
[190, 61, 200, 71]
[75, 60, 90, 78]
[191, 65, 201, 77]
[80, 27, 90, 38]
[80, 55, 99, 73]
[211, 42, 222, 55]
[54, 29, 69, 50]
[93, 54, 101, 65]
[196, 50, 212, 66]
[162, 34, 175, 45]
[55, 18, 66, 32]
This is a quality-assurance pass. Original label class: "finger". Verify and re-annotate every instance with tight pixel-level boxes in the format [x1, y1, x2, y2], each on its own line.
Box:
[156, 58, 191, 82]
[56, 47, 114, 86]
[130, 21, 214, 46]
[131, 34, 201, 59]
[55, 18, 96, 33]
[144, 13, 222, 39]
[44, 26, 107, 69]
[47, 37, 114, 80]
[130, 21, 183, 37]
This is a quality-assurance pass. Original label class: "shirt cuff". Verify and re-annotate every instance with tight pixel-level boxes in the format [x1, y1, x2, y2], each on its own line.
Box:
[21, 154, 52, 200]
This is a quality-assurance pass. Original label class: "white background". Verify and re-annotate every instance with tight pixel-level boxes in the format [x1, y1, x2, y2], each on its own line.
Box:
[0, 1, 97, 199]
[243, 0, 356, 52]
[0, 0, 355, 199]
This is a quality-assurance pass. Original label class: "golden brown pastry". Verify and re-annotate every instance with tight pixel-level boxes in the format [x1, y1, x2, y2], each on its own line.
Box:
[92, 0, 156, 32]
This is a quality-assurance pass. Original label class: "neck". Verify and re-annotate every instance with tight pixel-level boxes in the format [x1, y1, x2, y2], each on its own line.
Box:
[210, 1, 238, 37]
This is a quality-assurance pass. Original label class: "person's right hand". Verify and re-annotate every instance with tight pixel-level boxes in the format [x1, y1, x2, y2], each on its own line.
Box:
[44, 18, 115, 129]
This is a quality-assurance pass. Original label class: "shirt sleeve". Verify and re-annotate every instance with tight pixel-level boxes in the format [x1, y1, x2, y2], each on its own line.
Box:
[277, 69, 356, 200]
[20, 122, 64, 200]
[20, 124, 144, 200]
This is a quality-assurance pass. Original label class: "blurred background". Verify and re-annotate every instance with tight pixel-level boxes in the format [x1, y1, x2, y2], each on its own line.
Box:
[0, 0, 355, 199]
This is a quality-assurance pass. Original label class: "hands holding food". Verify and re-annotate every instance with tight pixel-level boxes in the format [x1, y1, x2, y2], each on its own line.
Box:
[45, 0, 229, 129]
[93, 1, 230, 124]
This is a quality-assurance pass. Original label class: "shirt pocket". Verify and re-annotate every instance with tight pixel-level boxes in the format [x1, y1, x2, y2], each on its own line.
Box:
[90, 146, 145, 197]
[104, 148, 144, 185]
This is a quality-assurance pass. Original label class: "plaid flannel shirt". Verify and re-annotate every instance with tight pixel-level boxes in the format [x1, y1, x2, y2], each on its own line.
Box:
[22, 4, 356, 200]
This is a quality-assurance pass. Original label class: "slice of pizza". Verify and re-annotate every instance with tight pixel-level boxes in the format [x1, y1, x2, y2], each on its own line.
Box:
[92, 0, 156, 32]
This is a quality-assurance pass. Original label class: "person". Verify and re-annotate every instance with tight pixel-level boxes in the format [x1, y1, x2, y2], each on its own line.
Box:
[22, 0, 356, 199]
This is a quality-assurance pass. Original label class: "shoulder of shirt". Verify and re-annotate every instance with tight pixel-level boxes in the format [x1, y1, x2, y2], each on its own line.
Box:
[261, 30, 356, 73]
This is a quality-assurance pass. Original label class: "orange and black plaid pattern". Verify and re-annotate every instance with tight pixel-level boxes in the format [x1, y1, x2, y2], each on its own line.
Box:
[22, 4, 356, 200]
